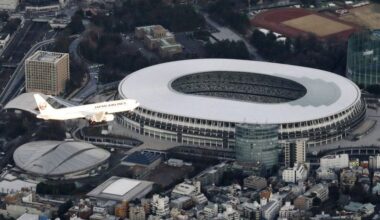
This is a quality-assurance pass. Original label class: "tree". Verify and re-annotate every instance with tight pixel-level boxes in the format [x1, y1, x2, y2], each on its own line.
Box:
[67, 15, 85, 34]
[53, 34, 71, 53]
[57, 199, 73, 219]
[250, 32, 348, 76]
[2, 18, 20, 34]
[0, 112, 28, 140]
[349, 182, 370, 203]
[207, 0, 249, 33]
[0, 12, 9, 22]
[367, 84, 380, 95]
[329, 185, 340, 201]
[313, 197, 322, 206]
[34, 121, 66, 141]
[205, 40, 250, 59]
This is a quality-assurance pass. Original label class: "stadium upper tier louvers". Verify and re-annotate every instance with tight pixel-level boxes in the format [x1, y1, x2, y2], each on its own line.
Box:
[117, 59, 365, 151]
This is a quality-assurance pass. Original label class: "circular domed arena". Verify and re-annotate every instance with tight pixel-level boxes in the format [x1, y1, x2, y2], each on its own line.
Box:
[14, 141, 110, 180]
[117, 59, 365, 152]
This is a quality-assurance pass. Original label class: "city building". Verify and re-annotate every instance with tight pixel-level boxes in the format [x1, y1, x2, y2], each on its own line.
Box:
[261, 199, 281, 220]
[282, 163, 308, 183]
[0, 192, 55, 219]
[135, 25, 183, 58]
[223, 205, 240, 220]
[129, 206, 146, 220]
[17, 213, 39, 220]
[320, 154, 349, 170]
[121, 151, 162, 168]
[282, 139, 306, 167]
[243, 176, 267, 190]
[241, 202, 261, 220]
[25, 51, 69, 95]
[344, 202, 375, 217]
[347, 29, 380, 87]
[171, 181, 201, 198]
[49, 18, 70, 29]
[294, 195, 313, 210]
[167, 158, 184, 167]
[151, 194, 170, 218]
[0, 33, 10, 49]
[279, 202, 301, 219]
[170, 196, 192, 210]
[117, 59, 365, 158]
[340, 169, 357, 190]
[369, 155, 380, 170]
[316, 167, 338, 181]
[13, 141, 110, 180]
[87, 176, 153, 202]
[0, 0, 19, 10]
[235, 124, 279, 171]
[193, 162, 227, 186]
[0, 173, 37, 194]
[305, 184, 329, 202]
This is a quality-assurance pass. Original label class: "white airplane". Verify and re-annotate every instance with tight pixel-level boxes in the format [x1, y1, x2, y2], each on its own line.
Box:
[34, 94, 139, 122]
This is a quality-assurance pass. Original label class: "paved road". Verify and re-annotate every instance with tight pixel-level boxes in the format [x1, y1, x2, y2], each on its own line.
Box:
[202, 13, 263, 60]
[0, 38, 56, 105]
[308, 108, 380, 154]
[0, 34, 79, 106]
[68, 37, 102, 103]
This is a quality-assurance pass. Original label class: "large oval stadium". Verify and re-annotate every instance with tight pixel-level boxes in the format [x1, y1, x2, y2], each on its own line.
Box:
[118, 59, 365, 150]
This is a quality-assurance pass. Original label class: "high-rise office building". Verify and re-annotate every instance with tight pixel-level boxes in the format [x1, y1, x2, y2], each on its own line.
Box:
[25, 50, 69, 95]
[235, 124, 279, 172]
[347, 30, 380, 87]
[282, 139, 306, 167]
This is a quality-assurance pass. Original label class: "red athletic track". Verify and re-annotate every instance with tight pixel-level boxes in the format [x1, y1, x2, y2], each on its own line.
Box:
[251, 8, 360, 41]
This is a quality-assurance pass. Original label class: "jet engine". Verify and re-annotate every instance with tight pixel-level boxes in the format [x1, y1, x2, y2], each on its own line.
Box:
[104, 114, 115, 122]
[88, 112, 115, 122]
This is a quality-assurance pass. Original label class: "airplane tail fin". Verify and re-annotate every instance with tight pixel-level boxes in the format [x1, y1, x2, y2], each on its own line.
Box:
[34, 94, 54, 113]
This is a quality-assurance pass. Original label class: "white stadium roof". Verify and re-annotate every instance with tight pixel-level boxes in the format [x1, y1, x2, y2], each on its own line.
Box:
[13, 141, 110, 176]
[87, 176, 153, 202]
[119, 59, 361, 124]
[102, 179, 141, 196]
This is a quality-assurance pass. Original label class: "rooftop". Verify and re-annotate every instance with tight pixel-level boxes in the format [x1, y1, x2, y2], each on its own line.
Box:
[27, 50, 67, 63]
[14, 141, 110, 176]
[122, 151, 162, 166]
[87, 176, 153, 202]
[102, 179, 141, 196]
[119, 59, 361, 124]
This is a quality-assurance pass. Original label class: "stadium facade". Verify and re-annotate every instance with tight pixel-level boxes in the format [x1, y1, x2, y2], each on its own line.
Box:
[117, 59, 365, 153]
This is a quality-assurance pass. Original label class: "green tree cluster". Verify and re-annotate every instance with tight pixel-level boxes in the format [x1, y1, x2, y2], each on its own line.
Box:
[34, 121, 66, 141]
[79, 30, 150, 83]
[36, 182, 76, 195]
[251, 30, 347, 75]
[207, 0, 249, 33]
[205, 40, 250, 59]
[0, 112, 28, 140]
[0, 12, 9, 22]
[2, 18, 20, 34]
[95, 0, 205, 33]
[367, 84, 380, 95]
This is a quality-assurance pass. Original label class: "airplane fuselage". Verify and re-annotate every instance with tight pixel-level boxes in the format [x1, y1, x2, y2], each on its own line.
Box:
[37, 99, 139, 121]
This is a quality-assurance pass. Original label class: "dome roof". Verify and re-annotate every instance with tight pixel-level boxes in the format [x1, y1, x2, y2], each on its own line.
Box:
[14, 141, 110, 176]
